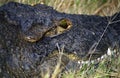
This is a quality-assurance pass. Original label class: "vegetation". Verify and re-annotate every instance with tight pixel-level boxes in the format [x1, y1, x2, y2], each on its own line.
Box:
[0, 0, 120, 78]
[0, 0, 120, 16]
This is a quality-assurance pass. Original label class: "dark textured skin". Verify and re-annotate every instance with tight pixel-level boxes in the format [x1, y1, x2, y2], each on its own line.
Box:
[0, 2, 120, 78]
[0, 2, 60, 42]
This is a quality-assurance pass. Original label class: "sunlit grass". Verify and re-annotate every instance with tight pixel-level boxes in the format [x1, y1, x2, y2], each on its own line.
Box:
[62, 51, 120, 78]
[1, 0, 120, 15]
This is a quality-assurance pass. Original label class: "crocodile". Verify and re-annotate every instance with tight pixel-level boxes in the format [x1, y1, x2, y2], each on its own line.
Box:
[0, 2, 120, 78]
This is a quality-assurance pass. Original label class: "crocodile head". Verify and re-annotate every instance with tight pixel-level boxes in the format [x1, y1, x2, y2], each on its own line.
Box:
[0, 2, 72, 42]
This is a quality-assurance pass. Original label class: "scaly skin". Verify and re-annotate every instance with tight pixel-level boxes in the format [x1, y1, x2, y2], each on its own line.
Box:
[0, 2, 60, 42]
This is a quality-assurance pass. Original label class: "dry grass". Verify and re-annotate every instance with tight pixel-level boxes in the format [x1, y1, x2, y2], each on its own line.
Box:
[1, 0, 120, 15]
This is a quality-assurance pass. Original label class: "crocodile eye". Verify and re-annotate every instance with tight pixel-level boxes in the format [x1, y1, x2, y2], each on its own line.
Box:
[59, 18, 72, 29]
[45, 18, 72, 37]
